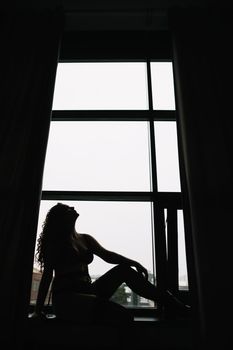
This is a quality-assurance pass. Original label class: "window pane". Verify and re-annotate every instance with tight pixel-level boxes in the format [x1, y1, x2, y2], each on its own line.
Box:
[178, 210, 189, 290]
[32, 200, 155, 308]
[151, 62, 176, 110]
[42, 121, 151, 191]
[154, 121, 181, 192]
[52, 62, 148, 110]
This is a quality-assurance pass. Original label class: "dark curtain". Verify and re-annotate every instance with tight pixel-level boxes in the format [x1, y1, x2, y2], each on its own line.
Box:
[0, 8, 63, 331]
[169, 8, 233, 348]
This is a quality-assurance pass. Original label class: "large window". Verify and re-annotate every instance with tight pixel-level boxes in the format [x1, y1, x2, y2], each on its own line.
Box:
[31, 61, 188, 310]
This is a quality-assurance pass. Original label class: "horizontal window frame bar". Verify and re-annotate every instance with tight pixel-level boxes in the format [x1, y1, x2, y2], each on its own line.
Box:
[59, 58, 173, 63]
[41, 191, 182, 208]
[51, 110, 176, 121]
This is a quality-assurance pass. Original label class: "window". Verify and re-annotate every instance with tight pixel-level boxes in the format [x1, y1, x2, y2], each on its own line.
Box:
[154, 121, 181, 192]
[150, 62, 176, 110]
[32, 60, 188, 312]
[52, 62, 148, 110]
[42, 121, 151, 192]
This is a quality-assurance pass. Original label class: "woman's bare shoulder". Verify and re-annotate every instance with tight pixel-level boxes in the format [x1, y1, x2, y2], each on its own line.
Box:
[81, 233, 95, 242]
[81, 233, 100, 248]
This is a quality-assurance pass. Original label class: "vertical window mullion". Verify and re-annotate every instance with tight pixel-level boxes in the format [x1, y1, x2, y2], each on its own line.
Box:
[146, 60, 158, 192]
[153, 205, 167, 307]
[166, 208, 179, 293]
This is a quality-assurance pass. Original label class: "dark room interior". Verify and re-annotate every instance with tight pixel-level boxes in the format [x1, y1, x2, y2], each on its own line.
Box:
[0, 1, 233, 349]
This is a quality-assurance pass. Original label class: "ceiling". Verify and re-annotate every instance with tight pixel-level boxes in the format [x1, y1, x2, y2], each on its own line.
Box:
[3, 0, 216, 11]
[3, 1, 229, 31]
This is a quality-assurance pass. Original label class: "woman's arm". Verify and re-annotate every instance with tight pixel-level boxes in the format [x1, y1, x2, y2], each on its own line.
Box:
[33, 265, 53, 316]
[85, 234, 148, 279]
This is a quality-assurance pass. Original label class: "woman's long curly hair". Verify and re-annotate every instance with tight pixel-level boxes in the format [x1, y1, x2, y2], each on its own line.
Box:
[36, 203, 74, 271]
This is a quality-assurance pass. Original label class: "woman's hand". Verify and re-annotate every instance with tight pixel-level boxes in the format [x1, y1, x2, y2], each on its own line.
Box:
[133, 262, 148, 280]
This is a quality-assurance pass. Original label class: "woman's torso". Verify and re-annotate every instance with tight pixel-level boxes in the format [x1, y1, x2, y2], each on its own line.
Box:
[52, 233, 94, 294]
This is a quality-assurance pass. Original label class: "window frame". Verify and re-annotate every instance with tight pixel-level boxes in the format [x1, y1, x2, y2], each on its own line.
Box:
[36, 30, 188, 316]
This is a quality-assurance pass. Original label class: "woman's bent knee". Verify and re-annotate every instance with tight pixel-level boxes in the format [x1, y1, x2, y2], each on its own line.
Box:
[114, 264, 136, 277]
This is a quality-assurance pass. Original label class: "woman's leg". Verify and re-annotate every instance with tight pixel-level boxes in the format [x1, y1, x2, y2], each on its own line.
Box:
[91, 264, 160, 301]
[92, 265, 191, 320]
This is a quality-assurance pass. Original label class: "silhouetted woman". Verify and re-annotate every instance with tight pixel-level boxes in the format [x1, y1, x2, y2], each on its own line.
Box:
[32, 203, 190, 323]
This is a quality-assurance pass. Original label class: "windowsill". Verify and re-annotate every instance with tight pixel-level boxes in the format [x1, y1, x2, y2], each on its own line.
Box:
[28, 310, 191, 325]
[28, 291, 191, 323]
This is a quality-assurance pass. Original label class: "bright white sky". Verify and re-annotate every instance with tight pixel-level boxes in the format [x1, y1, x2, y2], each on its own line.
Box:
[35, 62, 188, 286]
